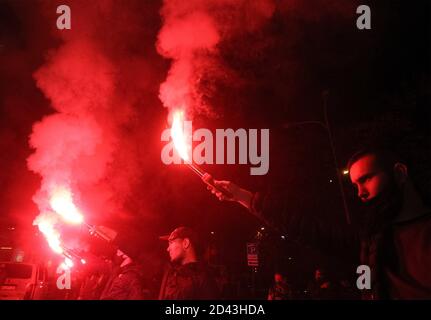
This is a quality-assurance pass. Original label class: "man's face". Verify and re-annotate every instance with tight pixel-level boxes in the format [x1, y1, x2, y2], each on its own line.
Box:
[315, 270, 322, 282]
[274, 274, 283, 283]
[167, 238, 186, 263]
[349, 154, 390, 203]
[349, 153, 404, 235]
[112, 249, 127, 265]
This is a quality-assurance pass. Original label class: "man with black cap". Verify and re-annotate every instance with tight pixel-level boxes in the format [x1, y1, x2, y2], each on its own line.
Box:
[99, 231, 144, 300]
[158, 226, 220, 300]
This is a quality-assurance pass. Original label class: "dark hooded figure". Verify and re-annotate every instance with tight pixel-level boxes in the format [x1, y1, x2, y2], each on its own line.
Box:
[99, 231, 144, 300]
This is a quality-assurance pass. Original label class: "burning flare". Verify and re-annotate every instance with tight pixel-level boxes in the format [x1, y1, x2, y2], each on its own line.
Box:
[171, 109, 191, 163]
[33, 185, 84, 263]
[49, 187, 84, 224]
[34, 213, 63, 254]
[169, 110, 233, 198]
[59, 258, 74, 270]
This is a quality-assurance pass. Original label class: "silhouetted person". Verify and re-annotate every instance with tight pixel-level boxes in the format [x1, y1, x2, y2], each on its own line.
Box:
[306, 268, 336, 300]
[99, 250, 144, 300]
[99, 232, 144, 300]
[267, 272, 293, 300]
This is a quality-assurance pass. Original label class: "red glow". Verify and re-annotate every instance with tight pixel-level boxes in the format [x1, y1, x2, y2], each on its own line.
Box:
[59, 258, 74, 271]
[34, 213, 63, 254]
[32, 185, 84, 259]
[49, 187, 84, 224]
[171, 109, 191, 162]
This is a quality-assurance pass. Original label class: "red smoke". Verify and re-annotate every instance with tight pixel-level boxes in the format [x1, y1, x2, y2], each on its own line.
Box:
[26, 1, 164, 252]
[157, 0, 277, 120]
[17, 0, 356, 254]
[156, 0, 354, 122]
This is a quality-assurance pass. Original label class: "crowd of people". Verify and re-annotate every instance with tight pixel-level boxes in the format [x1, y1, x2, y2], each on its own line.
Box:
[49, 147, 430, 300]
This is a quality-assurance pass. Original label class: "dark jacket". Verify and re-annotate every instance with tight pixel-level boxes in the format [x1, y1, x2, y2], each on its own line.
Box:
[360, 214, 431, 299]
[306, 280, 338, 300]
[267, 282, 294, 300]
[251, 190, 431, 299]
[158, 261, 220, 300]
[100, 263, 144, 300]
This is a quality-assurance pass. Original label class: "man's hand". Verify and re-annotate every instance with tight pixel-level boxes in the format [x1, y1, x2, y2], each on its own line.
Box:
[202, 173, 254, 210]
[202, 173, 237, 201]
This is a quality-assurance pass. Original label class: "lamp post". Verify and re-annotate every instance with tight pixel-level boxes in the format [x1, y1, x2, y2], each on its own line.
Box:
[283, 91, 351, 225]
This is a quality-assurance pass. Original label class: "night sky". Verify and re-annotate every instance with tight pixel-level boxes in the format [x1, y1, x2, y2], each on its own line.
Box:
[0, 0, 430, 292]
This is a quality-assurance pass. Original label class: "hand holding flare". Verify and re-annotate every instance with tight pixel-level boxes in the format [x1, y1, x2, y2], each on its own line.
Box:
[202, 173, 237, 201]
[202, 173, 254, 211]
[171, 110, 233, 199]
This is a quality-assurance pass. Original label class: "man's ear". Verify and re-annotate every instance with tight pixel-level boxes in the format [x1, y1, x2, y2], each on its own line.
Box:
[182, 238, 191, 249]
[393, 162, 408, 186]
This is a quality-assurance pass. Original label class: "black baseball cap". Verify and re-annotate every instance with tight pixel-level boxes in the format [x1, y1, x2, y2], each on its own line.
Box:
[159, 226, 199, 245]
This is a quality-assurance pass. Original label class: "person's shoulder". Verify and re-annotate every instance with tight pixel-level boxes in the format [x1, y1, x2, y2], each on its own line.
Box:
[422, 212, 431, 223]
[418, 212, 431, 235]
[403, 212, 431, 228]
[120, 264, 143, 278]
[191, 262, 217, 279]
[190, 261, 210, 272]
